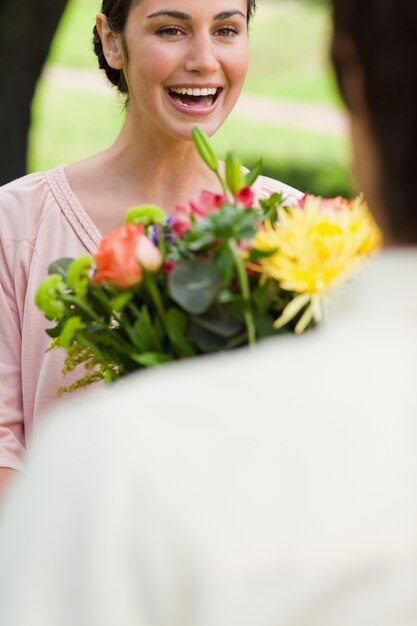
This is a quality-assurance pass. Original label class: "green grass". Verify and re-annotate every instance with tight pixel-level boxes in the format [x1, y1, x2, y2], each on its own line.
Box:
[29, 83, 352, 197]
[246, 0, 341, 105]
[28, 82, 123, 171]
[47, 0, 98, 70]
[47, 0, 341, 106]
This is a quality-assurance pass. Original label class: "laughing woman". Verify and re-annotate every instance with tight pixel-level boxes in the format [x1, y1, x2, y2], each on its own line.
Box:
[0, 0, 300, 491]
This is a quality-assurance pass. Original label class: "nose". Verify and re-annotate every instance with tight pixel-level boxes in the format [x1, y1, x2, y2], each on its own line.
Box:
[183, 34, 220, 75]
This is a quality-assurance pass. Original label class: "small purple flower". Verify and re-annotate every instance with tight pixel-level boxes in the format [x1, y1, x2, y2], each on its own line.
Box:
[164, 216, 175, 242]
[150, 225, 160, 246]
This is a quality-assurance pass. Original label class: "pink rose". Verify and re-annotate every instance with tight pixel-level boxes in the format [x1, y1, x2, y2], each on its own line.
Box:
[172, 205, 192, 237]
[94, 224, 144, 288]
[135, 234, 163, 272]
[189, 190, 227, 217]
[236, 187, 255, 208]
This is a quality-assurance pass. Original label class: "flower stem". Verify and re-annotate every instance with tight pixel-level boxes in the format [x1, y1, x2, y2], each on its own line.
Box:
[228, 238, 256, 346]
[145, 273, 166, 327]
[215, 170, 229, 197]
[62, 295, 101, 322]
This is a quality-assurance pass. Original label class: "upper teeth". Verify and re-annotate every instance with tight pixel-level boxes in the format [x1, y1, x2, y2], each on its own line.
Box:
[170, 87, 218, 96]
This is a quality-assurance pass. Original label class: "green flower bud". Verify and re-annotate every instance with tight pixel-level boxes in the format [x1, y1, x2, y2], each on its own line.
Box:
[59, 316, 85, 348]
[192, 127, 218, 172]
[67, 256, 93, 298]
[35, 274, 66, 320]
[225, 151, 245, 196]
[124, 205, 167, 226]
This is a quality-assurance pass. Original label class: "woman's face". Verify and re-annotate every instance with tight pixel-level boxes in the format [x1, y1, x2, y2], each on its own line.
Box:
[115, 0, 249, 140]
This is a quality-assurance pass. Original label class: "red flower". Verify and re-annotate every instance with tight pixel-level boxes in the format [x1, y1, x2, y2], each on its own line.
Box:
[94, 224, 144, 288]
[236, 187, 255, 208]
[163, 260, 176, 274]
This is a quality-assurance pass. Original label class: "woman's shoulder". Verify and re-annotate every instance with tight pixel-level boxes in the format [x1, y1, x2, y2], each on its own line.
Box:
[252, 173, 303, 205]
[1, 168, 55, 209]
[0, 167, 71, 268]
[0, 166, 67, 237]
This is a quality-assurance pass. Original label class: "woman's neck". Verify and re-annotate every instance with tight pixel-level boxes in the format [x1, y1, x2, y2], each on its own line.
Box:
[105, 116, 223, 209]
[65, 116, 224, 235]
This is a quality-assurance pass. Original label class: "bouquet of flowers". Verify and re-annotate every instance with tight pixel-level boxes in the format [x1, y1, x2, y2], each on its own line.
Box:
[36, 128, 381, 392]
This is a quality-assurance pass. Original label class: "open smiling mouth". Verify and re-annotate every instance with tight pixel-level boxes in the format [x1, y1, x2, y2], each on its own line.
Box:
[167, 86, 222, 109]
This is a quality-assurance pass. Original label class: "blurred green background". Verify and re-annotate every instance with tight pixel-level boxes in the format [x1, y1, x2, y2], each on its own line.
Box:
[29, 0, 354, 196]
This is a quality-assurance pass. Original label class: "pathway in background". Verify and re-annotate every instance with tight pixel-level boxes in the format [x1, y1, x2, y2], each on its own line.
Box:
[43, 66, 348, 138]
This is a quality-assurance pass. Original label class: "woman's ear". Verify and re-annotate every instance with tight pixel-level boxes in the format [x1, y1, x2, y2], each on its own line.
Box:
[95, 13, 124, 70]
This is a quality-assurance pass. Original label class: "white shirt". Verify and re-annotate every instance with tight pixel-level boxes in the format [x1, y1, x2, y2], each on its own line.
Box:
[0, 248, 416, 626]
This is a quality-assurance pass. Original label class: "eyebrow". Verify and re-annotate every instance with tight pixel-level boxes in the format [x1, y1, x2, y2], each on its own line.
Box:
[147, 10, 246, 21]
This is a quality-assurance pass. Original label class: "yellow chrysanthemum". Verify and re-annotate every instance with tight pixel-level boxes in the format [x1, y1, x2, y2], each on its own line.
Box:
[250, 195, 382, 333]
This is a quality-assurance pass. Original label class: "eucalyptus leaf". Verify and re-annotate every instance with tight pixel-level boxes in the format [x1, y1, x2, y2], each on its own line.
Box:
[168, 260, 222, 315]
[191, 313, 244, 338]
[188, 323, 229, 353]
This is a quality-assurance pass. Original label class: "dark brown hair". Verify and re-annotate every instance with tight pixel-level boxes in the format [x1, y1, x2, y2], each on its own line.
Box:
[331, 0, 417, 243]
[93, 0, 256, 94]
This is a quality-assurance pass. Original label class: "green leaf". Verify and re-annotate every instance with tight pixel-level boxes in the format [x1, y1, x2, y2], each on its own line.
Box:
[48, 258, 74, 279]
[212, 246, 235, 286]
[124, 205, 167, 225]
[244, 158, 263, 188]
[165, 307, 196, 358]
[259, 192, 284, 222]
[252, 284, 273, 315]
[251, 310, 276, 340]
[247, 247, 278, 262]
[131, 352, 173, 367]
[131, 305, 163, 352]
[110, 291, 133, 311]
[185, 233, 217, 252]
[46, 324, 63, 338]
[168, 259, 223, 315]
[192, 127, 218, 172]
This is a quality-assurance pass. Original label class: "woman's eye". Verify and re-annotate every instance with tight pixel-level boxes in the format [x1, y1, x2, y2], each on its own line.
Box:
[216, 26, 239, 37]
[156, 27, 184, 37]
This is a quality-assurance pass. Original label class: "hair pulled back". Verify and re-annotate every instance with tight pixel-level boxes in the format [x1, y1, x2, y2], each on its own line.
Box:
[331, 0, 417, 243]
[93, 0, 257, 95]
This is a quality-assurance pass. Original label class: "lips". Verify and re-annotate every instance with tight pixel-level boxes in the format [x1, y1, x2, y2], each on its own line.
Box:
[165, 86, 223, 113]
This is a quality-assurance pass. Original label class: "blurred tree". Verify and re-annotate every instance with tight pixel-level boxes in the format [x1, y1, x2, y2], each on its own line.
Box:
[0, 0, 68, 185]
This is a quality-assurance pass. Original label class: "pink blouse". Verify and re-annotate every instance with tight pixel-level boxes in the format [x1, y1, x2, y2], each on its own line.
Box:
[0, 165, 301, 470]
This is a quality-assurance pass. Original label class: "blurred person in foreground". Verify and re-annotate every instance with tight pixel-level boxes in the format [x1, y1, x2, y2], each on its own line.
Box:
[0, 0, 416, 624]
